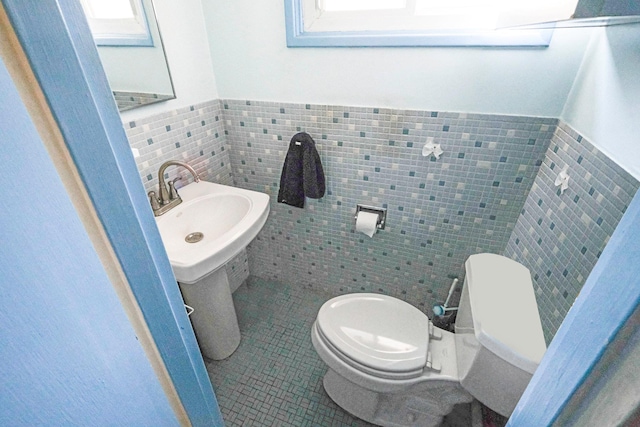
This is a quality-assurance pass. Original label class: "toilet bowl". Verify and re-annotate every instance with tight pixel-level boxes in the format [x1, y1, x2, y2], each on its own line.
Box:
[311, 253, 547, 427]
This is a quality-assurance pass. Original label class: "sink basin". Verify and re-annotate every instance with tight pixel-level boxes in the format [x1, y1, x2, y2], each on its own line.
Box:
[156, 181, 270, 284]
[154, 179, 270, 360]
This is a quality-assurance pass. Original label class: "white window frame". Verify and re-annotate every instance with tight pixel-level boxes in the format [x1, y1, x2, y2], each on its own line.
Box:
[285, 0, 553, 47]
[80, 0, 153, 47]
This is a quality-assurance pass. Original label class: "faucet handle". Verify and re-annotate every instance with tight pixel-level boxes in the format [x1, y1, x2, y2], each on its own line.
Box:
[168, 180, 180, 201]
[148, 191, 161, 211]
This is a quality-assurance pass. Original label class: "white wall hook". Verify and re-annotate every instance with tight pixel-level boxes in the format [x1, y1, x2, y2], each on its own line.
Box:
[422, 141, 444, 159]
[554, 165, 570, 194]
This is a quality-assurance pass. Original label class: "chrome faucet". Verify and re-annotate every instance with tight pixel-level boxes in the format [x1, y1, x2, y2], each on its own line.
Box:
[148, 160, 201, 216]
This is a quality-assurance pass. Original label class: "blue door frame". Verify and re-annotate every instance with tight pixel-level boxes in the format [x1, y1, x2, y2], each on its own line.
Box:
[3, 0, 639, 425]
[509, 189, 640, 425]
[1, 0, 222, 425]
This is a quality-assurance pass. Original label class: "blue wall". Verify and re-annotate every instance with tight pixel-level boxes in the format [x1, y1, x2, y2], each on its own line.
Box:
[561, 24, 640, 180]
[203, 0, 593, 117]
[0, 54, 178, 426]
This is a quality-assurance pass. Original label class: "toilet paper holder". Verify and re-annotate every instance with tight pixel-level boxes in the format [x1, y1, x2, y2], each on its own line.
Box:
[355, 204, 387, 230]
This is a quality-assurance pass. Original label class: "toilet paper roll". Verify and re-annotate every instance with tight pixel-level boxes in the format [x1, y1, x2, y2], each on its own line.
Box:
[356, 211, 379, 238]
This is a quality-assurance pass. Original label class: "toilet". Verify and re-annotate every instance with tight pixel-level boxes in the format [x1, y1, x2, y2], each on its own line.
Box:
[311, 253, 547, 427]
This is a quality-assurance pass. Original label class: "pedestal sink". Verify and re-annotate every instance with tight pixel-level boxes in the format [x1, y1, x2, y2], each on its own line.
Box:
[155, 181, 270, 360]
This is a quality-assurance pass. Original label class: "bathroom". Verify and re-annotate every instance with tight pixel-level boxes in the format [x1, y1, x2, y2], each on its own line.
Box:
[2, 0, 640, 426]
[122, 0, 639, 342]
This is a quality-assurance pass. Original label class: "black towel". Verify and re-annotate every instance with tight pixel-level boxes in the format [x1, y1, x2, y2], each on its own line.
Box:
[277, 132, 325, 208]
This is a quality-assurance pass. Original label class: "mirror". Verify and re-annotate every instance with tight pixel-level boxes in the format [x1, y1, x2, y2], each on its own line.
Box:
[81, 0, 175, 112]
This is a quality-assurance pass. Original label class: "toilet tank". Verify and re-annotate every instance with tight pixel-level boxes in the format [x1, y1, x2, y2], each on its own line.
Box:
[454, 253, 546, 417]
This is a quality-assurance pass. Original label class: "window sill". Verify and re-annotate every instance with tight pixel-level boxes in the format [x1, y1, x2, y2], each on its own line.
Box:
[284, 0, 553, 48]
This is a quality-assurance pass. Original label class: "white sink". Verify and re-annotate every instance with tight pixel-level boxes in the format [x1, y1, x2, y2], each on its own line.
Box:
[156, 181, 270, 284]
[155, 180, 270, 360]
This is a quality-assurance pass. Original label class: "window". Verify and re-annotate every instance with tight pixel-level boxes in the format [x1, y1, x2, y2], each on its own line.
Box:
[79, 0, 153, 46]
[285, 0, 564, 47]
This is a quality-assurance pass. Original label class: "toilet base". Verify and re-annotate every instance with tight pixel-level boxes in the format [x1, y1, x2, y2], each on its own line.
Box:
[322, 368, 472, 427]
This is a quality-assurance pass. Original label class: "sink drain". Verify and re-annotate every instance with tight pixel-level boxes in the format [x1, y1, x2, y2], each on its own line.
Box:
[185, 232, 204, 243]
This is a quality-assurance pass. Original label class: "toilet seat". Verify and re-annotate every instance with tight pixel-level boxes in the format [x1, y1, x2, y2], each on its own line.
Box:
[316, 293, 431, 377]
[314, 322, 427, 380]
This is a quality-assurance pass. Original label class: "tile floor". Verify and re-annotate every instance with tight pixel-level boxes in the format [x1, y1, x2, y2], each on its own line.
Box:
[206, 277, 487, 426]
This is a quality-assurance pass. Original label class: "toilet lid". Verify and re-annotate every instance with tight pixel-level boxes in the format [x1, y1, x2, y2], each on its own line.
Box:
[316, 293, 430, 373]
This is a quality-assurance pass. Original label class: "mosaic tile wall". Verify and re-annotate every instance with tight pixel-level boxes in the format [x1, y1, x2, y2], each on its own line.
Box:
[124, 99, 231, 192]
[122, 99, 637, 343]
[221, 99, 556, 313]
[123, 99, 249, 291]
[504, 122, 639, 342]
